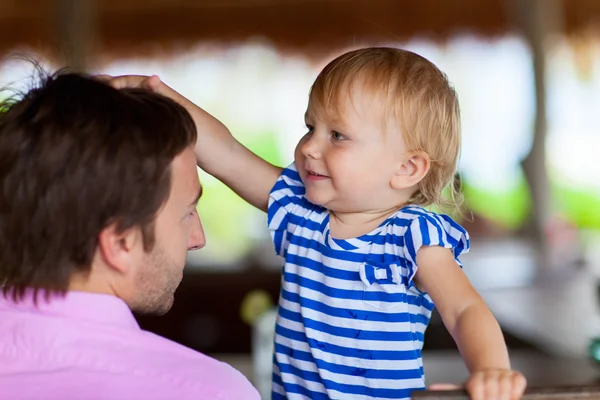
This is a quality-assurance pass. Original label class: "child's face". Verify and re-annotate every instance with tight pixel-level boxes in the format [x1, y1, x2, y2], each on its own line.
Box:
[294, 85, 410, 213]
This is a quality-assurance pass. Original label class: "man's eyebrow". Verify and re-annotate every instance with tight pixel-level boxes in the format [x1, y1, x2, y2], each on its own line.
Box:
[189, 186, 203, 207]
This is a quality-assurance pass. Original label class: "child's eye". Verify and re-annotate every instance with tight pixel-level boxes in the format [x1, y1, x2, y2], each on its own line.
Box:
[305, 124, 314, 135]
[331, 131, 346, 141]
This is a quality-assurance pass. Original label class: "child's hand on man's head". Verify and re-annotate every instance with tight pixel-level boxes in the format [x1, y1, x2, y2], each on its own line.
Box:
[94, 74, 162, 92]
[465, 368, 526, 400]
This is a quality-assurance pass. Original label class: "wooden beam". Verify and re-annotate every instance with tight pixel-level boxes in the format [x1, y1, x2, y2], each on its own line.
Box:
[412, 385, 600, 400]
[1, 0, 599, 63]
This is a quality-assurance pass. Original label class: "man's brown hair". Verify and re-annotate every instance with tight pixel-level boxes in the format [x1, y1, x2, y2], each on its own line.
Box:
[0, 70, 197, 301]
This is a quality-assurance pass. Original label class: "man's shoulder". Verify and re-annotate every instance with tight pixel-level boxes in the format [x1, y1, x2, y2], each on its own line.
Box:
[106, 328, 260, 397]
[0, 308, 260, 399]
[121, 335, 260, 399]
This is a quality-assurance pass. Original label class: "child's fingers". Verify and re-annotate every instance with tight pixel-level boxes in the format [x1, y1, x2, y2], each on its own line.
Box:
[510, 372, 527, 400]
[483, 376, 500, 400]
[111, 75, 148, 89]
[466, 370, 527, 400]
[93, 74, 111, 83]
[144, 75, 162, 90]
[93, 74, 161, 91]
[498, 372, 514, 400]
[465, 373, 486, 400]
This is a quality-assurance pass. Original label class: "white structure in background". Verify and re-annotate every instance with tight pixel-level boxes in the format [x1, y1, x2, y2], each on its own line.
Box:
[2, 36, 598, 266]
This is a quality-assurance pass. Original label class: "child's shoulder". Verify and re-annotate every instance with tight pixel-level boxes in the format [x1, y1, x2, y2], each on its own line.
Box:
[391, 205, 468, 240]
[391, 205, 450, 225]
[270, 163, 305, 198]
[277, 163, 302, 186]
[390, 205, 470, 256]
[269, 163, 328, 219]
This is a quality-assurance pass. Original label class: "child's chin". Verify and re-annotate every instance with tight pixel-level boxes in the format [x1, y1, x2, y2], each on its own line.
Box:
[305, 191, 327, 207]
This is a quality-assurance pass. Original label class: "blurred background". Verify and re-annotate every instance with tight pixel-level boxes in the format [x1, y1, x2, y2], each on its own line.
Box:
[2, 0, 600, 397]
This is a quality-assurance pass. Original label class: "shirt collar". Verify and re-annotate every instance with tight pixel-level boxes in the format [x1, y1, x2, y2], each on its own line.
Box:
[0, 290, 140, 330]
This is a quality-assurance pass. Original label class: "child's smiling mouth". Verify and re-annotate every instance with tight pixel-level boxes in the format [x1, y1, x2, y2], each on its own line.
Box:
[306, 169, 329, 180]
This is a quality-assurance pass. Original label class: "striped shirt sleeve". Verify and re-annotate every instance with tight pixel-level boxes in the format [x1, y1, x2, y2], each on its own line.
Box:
[401, 210, 470, 284]
[267, 164, 306, 257]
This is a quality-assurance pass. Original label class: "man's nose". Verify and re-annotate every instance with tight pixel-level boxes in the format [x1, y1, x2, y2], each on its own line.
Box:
[188, 210, 206, 251]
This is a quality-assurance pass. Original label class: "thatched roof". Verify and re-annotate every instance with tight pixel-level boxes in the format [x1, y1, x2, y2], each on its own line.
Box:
[2, 0, 600, 62]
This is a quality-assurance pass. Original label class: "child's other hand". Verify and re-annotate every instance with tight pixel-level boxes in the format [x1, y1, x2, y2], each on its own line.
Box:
[465, 369, 526, 400]
[95, 74, 162, 92]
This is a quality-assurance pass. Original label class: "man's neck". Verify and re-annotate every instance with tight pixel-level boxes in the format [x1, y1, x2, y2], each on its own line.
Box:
[68, 270, 118, 297]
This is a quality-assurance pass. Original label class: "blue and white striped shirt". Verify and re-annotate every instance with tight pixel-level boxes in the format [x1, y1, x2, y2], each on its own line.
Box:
[268, 165, 470, 400]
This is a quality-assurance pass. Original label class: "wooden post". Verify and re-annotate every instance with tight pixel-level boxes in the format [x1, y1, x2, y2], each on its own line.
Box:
[508, 0, 563, 268]
[55, 0, 96, 71]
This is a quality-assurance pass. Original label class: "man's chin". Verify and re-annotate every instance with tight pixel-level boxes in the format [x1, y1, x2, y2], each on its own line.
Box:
[132, 297, 174, 316]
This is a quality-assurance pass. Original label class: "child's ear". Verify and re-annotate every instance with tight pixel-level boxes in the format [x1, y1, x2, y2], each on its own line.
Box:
[391, 151, 430, 190]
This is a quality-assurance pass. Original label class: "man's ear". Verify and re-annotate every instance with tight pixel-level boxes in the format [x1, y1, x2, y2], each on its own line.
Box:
[391, 151, 431, 190]
[97, 224, 141, 274]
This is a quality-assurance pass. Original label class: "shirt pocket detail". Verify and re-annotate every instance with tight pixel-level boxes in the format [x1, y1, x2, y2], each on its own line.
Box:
[359, 261, 407, 311]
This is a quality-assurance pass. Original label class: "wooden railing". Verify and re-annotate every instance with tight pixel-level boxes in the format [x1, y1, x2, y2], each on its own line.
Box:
[412, 385, 600, 399]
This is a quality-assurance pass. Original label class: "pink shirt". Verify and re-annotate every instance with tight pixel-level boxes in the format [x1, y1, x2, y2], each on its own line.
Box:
[0, 291, 260, 400]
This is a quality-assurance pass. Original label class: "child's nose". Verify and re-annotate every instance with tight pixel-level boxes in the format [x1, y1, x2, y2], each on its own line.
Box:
[301, 133, 322, 159]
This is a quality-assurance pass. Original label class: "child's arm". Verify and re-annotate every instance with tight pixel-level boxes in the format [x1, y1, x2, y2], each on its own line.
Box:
[106, 75, 282, 212]
[414, 246, 527, 400]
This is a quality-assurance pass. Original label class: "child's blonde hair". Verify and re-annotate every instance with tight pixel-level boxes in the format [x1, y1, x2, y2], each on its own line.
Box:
[309, 47, 462, 210]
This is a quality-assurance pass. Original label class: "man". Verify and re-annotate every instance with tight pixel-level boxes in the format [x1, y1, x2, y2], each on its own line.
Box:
[0, 71, 260, 399]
